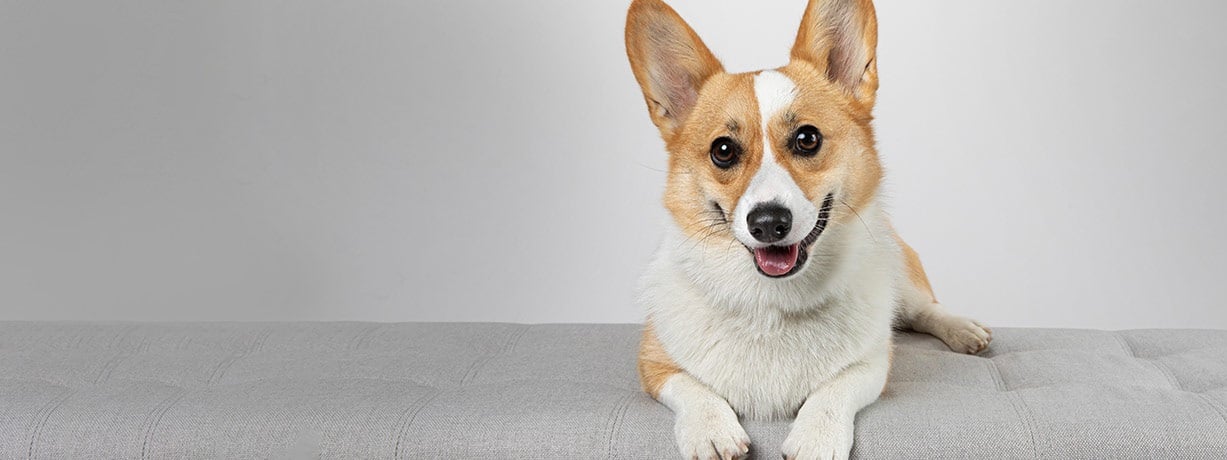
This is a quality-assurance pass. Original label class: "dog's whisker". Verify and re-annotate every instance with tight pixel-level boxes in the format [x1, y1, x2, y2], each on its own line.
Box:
[690, 228, 729, 251]
[674, 217, 732, 251]
[635, 163, 668, 173]
[678, 217, 729, 234]
[678, 219, 733, 253]
[623, 3, 997, 453]
[840, 198, 877, 243]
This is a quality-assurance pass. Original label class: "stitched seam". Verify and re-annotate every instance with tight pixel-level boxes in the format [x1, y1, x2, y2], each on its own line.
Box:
[92, 352, 130, 384]
[1006, 391, 1042, 459]
[136, 333, 152, 353]
[392, 389, 443, 459]
[460, 325, 532, 385]
[1117, 333, 1183, 390]
[500, 325, 532, 358]
[604, 393, 636, 460]
[140, 388, 188, 460]
[348, 323, 383, 351]
[961, 346, 1223, 360]
[1192, 392, 1227, 433]
[987, 358, 1008, 392]
[27, 390, 76, 459]
[1113, 332, 1136, 357]
[250, 326, 275, 353]
[1147, 357, 1184, 391]
[92, 325, 142, 384]
[206, 353, 243, 384]
[206, 326, 273, 384]
[989, 354, 1039, 457]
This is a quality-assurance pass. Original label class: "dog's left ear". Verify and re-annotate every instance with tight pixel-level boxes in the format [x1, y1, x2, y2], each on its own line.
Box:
[791, 0, 879, 107]
[625, 0, 724, 139]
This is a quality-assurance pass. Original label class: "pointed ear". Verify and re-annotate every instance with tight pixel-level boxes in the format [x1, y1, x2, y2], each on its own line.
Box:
[625, 0, 724, 137]
[791, 0, 879, 106]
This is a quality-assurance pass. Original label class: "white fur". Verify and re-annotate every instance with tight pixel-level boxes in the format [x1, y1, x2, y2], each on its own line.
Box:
[629, 4, 993, 459]
[641, 200, 901, 419]
[731, 71, 819, 249]
[632, 65, 983, 456]
[781, 347, 890, 459]
[638, 66, 904, 460]
[659, 374, 751, 460]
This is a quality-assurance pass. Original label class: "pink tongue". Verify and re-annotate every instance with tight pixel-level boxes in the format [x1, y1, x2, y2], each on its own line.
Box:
[754, 244, 800, 276]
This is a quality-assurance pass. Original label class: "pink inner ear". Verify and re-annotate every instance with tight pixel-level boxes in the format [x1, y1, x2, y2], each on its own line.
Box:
[654, 65, 698, 119]
[826, 9, 870, 93]
[647, 44, 706, 119]
[793, 0, 875, 100]
[827, 36, 865, 91]
[628, 5, 722, 126]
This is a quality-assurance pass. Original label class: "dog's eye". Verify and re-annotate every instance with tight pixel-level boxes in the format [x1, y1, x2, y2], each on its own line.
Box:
[792, 125, 823, 157]
[709, 137, 740, 169]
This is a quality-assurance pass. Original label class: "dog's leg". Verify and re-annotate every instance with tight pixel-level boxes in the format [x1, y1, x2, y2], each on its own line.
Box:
[640, 324, 750, 460]
[894, 233, 992, 354]
[781, 346, 890, 460]
[902, 300, 992, 354]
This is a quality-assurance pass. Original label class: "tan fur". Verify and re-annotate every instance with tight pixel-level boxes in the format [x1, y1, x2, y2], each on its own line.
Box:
[895, 232, 938, 304]
[780, 0, 882, 217]
[882, 343, 894, 396]
[661, 73, 763, 240]
[627, 0, 886, 251]
[624, 0, 724, 137]
[791, 0, 879, 107]
[626, 1, 990, 457]
[627, 0, 985, 356]
[638, 320, 682, 399]
[774, 60, 882, 217]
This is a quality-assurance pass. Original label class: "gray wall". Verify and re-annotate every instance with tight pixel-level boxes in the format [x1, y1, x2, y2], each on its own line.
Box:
[2, 0, 1225, 328]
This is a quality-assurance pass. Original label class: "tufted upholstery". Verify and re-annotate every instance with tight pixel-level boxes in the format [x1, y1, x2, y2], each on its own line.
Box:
[1, 323, 1225, 459]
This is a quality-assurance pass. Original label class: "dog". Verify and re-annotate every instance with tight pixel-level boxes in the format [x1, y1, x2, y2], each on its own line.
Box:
[624, 0, 992, 458]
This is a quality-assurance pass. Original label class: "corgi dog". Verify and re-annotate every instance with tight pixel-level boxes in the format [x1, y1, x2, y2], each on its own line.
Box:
[625, 0, 992, 458]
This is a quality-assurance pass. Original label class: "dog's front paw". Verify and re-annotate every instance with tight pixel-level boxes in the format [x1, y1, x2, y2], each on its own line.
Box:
[781, 413, 854, 460]
[938, 317, 992, 354]
[672, 404, 750, 460]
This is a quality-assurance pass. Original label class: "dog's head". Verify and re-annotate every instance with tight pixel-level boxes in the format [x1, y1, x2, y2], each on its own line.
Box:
[627, 0, 882, 279]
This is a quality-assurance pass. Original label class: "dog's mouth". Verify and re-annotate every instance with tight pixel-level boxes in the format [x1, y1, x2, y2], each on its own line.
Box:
[749, 193, 834, 278]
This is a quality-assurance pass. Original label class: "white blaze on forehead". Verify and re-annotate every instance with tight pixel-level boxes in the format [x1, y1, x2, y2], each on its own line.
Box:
[731, 70, 820, 248]
[753, 70, 797, 124]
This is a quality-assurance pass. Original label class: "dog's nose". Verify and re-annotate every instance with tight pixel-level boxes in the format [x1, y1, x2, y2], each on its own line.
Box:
[747, 204, 792, 244]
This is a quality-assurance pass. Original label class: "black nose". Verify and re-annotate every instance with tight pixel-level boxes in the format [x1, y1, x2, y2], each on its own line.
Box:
[747, 204, 792, 243]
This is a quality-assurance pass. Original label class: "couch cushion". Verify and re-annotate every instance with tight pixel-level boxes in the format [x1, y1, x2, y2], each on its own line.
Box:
[1, 323, 1224, 459]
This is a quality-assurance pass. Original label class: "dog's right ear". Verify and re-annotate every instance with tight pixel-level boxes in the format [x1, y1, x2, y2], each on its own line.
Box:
[790, 0, 878, 107]
[625, 0, 724, 139]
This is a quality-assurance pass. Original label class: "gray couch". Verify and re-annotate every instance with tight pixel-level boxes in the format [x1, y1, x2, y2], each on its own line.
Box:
[2, 322, 1225, 458]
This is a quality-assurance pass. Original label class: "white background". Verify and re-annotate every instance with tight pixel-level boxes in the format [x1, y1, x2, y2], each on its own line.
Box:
[3, 0, 1225, 328]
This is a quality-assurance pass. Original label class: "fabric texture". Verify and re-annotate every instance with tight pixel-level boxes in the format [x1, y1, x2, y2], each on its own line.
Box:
[1, 322, 1225, 459]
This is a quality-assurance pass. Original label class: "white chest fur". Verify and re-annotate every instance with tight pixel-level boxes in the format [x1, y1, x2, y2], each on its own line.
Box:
[639, 209, 899, 420]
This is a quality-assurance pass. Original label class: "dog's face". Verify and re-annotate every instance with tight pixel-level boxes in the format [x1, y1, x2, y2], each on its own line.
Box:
[627, 0, 882, 278]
